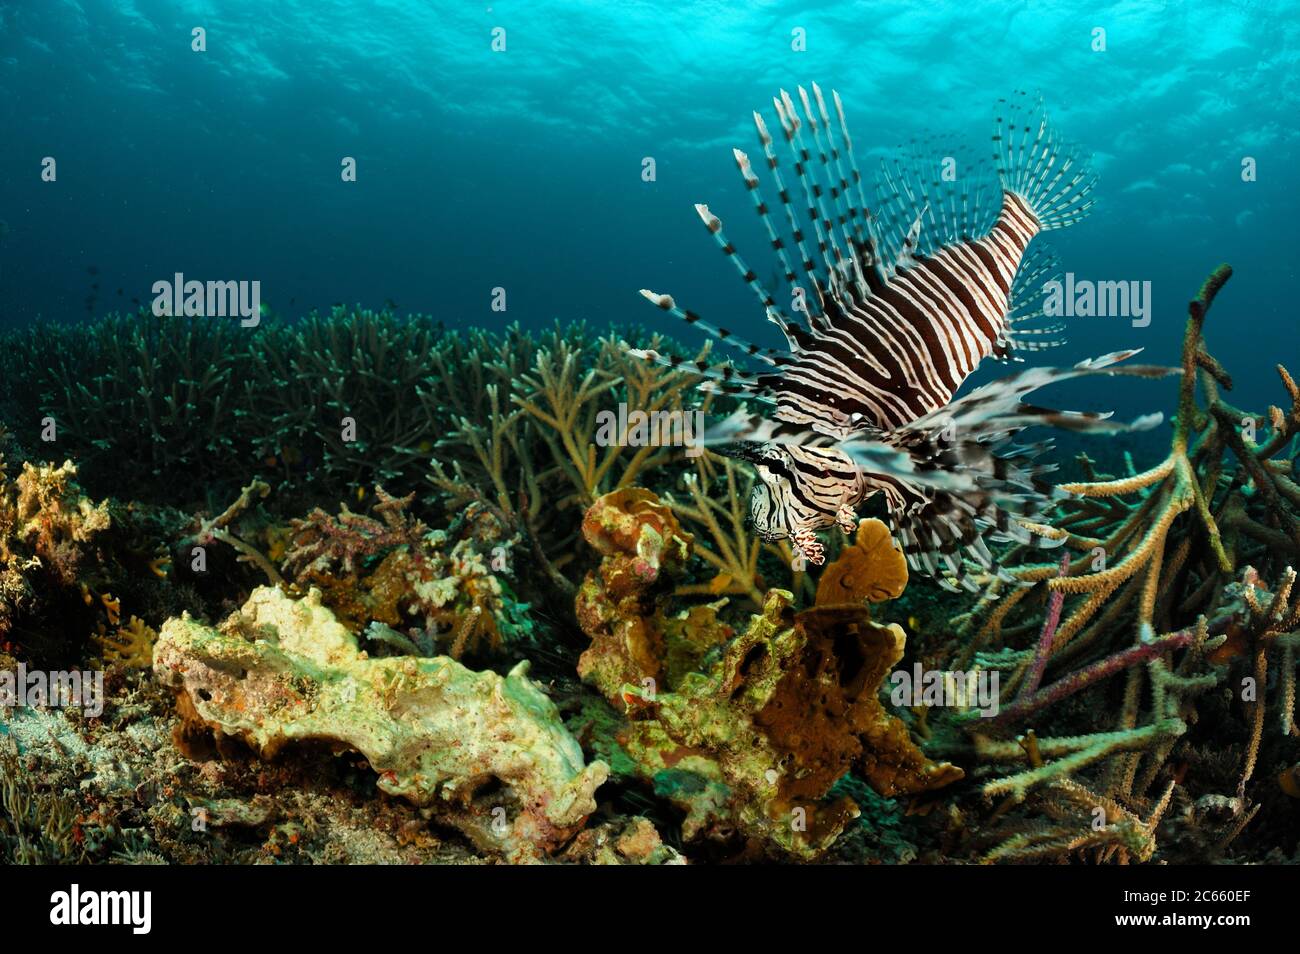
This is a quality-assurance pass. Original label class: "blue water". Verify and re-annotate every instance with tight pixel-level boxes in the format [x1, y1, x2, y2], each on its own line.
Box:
[1, 0, 1295, 415]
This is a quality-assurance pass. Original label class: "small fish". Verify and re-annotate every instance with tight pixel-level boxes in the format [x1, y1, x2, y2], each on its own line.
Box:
[636, 85, 1172, 589]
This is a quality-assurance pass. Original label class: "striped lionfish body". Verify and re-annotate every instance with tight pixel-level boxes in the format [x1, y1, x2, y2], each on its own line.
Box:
[635, 86, 1172, 589]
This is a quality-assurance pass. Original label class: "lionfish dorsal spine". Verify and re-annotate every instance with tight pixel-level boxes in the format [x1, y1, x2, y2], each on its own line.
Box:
[636, 84, 1167, 589]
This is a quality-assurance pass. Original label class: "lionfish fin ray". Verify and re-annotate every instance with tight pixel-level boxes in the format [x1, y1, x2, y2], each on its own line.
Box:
[1003, 242, 1068, 353]
[625, 344, 778, 400]
[994, 90, 1098, 231]
[636, 287, 785, 367]
[874, 137, 999, 275]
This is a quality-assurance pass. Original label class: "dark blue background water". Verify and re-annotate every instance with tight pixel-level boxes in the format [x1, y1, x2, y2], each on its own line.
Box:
[1, 0, 1295, 417]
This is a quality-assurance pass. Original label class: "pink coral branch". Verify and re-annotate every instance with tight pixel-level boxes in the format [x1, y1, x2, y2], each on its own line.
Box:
[976, 614, 1231, 731]
[1018, 553, 1069, 700]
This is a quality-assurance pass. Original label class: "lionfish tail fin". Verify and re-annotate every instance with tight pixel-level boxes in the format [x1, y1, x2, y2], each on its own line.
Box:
[994, 91, 1098, 231]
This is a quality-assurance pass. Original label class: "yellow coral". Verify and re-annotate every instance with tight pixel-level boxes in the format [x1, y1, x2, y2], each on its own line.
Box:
[95, 615, 159, 668]
[100, 592, 121, 627]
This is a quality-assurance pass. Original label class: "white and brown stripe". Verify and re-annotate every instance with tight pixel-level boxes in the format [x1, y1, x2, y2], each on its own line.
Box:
[635, 86, 1133, 585]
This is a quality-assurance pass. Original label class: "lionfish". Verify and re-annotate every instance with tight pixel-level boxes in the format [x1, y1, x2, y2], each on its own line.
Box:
[633, 86, 1172, 590]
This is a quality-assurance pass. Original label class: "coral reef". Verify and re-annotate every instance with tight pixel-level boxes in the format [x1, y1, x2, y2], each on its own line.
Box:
[926, 266, 1300, 862]
[153, 585, 609, 860]
[282, 489, 533, 660]
[1, 265, 1296, 866]
[0, 457, 114, 664]
[0, 310, 809, 606]
[575, 488, 960, 858]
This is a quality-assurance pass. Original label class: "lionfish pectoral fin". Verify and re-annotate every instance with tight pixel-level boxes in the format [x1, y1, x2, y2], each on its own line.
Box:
[858, 350, 1177, 587]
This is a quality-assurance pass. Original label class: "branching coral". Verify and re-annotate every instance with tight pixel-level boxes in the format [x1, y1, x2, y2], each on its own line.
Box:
[0, 312, 266, 501]
[248, 307, 447, 494]
[0, 736, 85, 864]
[0, 309, 718, 520]
[93, 615, 159, 669]
[1, 308, 797, 624]
[428, 326, 723, 597]
[927, 265, 1300, 862]
[664, 452, 808, 608]
[1220, 565, 1300, 795]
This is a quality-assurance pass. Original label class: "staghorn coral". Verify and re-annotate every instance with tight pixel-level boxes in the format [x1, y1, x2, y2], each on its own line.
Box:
[664, 451, 809, 608]
[575, 489, 960, 858]
[248, 307, 449, 495]
[0, 310, 718, 513]
[0, 312, 266, 502]
[925, 265, 1299, 862]
[979, 777, 1177, 864]
[1218, 565, 1300, 798]
[153, 585, 609, 860]
[428, 325, 730, 598]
